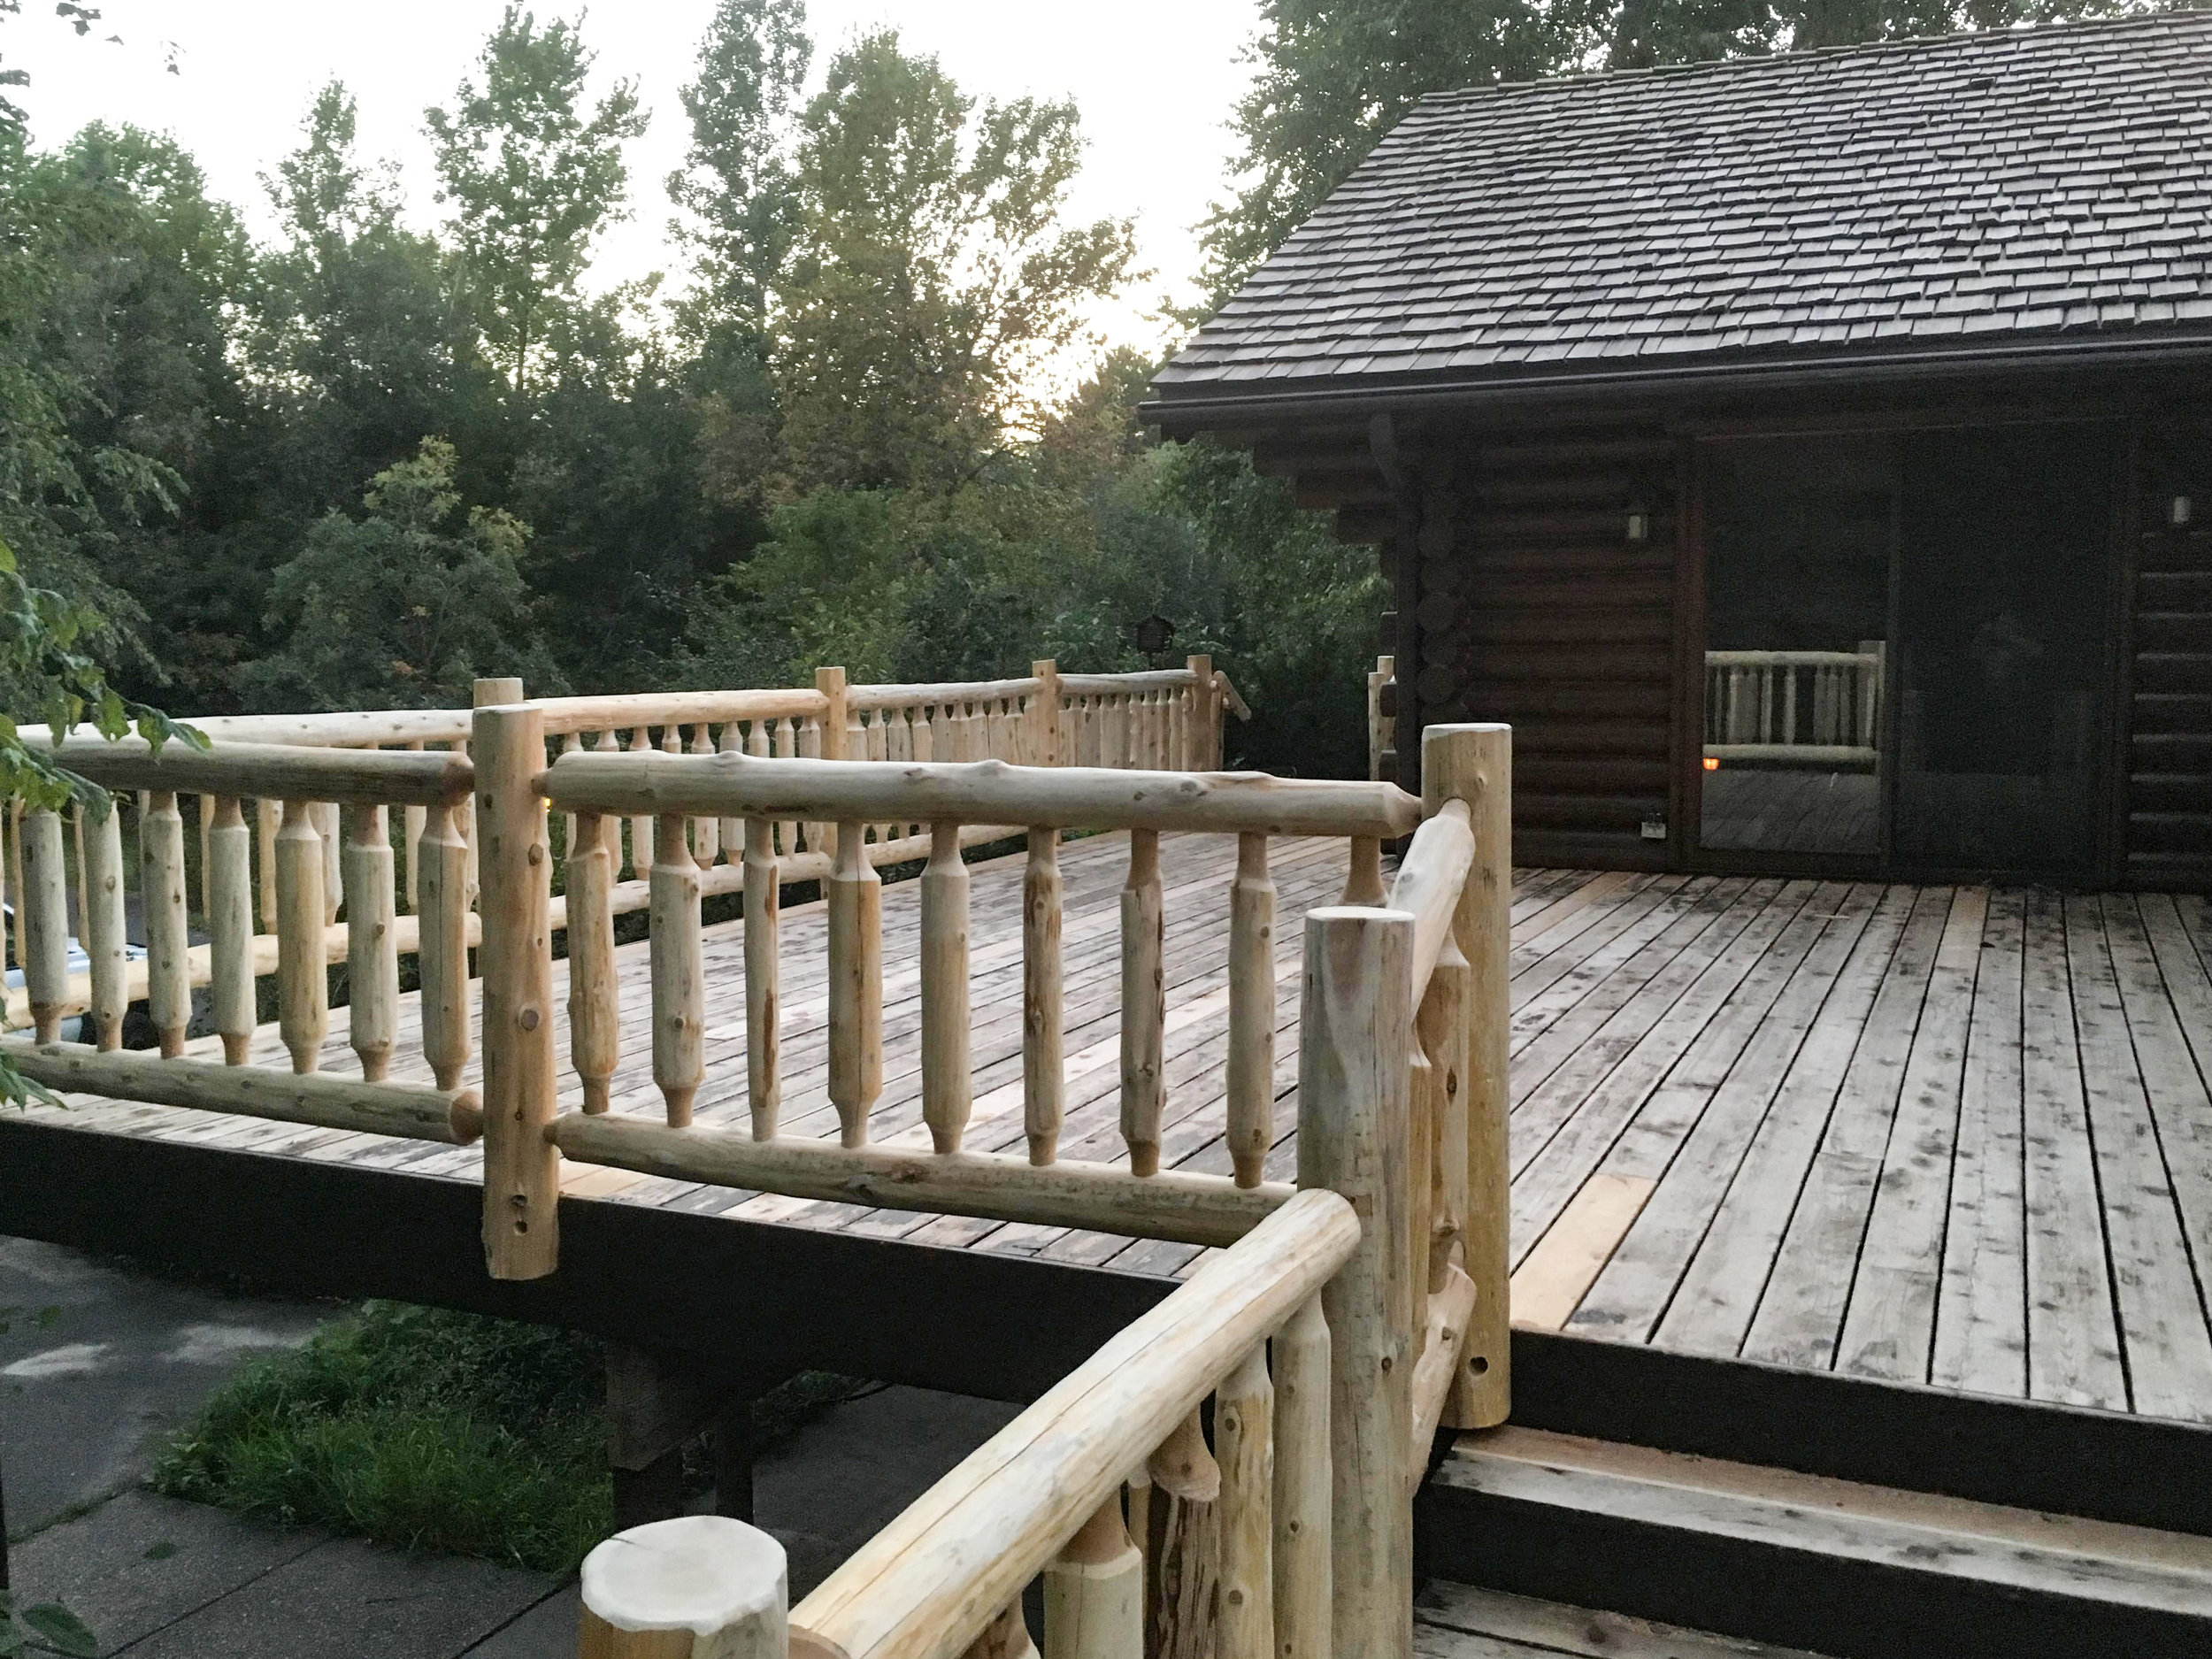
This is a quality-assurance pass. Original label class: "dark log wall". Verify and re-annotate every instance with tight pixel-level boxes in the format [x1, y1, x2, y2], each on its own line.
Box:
[1409, 428, 1682, 872]
[2126, 413, 2212, 889]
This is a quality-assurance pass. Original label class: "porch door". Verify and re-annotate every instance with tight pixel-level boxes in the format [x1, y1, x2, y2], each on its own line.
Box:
[1889, 423, 2116, 877]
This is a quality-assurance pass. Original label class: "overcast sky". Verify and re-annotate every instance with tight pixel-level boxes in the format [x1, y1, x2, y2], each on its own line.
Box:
[12, 0, 1263, 364]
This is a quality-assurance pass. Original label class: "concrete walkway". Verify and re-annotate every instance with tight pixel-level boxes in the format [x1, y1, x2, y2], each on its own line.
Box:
[3, 1239, 1019, 1657]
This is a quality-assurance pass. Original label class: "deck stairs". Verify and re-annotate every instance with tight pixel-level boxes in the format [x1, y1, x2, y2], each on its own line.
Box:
[1414, 1416, 2212, 1658]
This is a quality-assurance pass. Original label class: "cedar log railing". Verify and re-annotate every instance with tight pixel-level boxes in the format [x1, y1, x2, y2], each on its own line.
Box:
[2, 672, 1506, 1659]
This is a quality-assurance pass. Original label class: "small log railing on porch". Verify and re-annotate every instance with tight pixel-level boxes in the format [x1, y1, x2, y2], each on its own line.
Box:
[1702, 644, 1885, 768]
[1, 673, 1506, 1659]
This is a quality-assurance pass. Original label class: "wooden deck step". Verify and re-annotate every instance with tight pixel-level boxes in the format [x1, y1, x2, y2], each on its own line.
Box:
[1417, 1581, 1832, 1658]
[1417, 1425, 2212, 1659]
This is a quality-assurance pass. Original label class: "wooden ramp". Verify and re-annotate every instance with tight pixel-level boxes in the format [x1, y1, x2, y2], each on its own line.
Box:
[24, 841, 2212, 1425]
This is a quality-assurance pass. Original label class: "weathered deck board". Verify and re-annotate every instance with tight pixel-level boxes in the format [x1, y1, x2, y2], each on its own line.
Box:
[21, 836, 2212, 1425]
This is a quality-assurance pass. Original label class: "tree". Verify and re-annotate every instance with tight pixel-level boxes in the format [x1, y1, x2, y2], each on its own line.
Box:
[768, 30, 1138, 492]
[246, 437, 560, 710]
[666, 0, 810, 347]
[426, 7, 647, 401]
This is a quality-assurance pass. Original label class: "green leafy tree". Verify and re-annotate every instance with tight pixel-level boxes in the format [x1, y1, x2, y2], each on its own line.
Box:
[768, 30, 1138, 492]
[426, 7, 648, 401]
[247, 438, 560, 710]
[666, 0, 810, 345]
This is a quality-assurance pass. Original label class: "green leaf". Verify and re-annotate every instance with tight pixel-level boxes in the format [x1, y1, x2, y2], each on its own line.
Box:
[19, 1603, 97, 1658]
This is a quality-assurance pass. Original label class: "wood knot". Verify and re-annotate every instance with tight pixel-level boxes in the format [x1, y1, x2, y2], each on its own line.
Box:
[527, 843, 544, 865]
[518, 1007, 541, 1032]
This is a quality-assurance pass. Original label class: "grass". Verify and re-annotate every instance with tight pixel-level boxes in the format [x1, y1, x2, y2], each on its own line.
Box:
[151, 1301, 869, 1574]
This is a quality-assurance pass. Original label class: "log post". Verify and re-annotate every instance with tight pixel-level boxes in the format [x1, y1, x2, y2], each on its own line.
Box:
[921, 820, 972, 1154]
[687, 726, 719, 865]
[417, 801, 472, 1091]
[274, 799, 328, 1074]
[1144, 1409, 1220, 1659]
[1424, 724, 1510, 1430]
[403, 742, 427, 914]
[817, 666, 849, 761]
[1297, 905, 1413, 1659]
[1043, 1495, 1141, 1659]
[1216, 1344, 1274, 1659]
[567, 810, 619, 1114]
[1368, 657, 1394, 784]
[963, 1601, 1039, 1659]
[826, 817, 882, 1149]
[1271, 1294, 1331, 1659]
[652, 811, 705, 1127]
[1420, 939, 1471, 1286]
[1185, 656, 1215, 772]
[1023, 826, 1064, 1165]
[718, 720, 744, 863]
[475, 702, 559, 1281]
[1226, 833, 1275, 1187]
[207, 797, 256, 1065]
[19, 808, 67, 1044]
[743, 813, 780, 1140]
[1120, 829, 1164, 1176]
[143, 791, 191, 1058]
[1031, 659, 1063, 768]
[82, 799, 127, 1051]
[579, 1515, 787, 1659]
[344, 804, 400, 1081]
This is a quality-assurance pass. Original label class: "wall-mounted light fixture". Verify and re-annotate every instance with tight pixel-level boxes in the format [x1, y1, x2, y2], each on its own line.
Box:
[2175, 495, 2196, 529]
[1625, 502, 1651, 543]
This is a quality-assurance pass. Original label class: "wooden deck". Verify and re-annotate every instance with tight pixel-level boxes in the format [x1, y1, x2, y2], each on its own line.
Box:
[26, 834, 2212, 1425]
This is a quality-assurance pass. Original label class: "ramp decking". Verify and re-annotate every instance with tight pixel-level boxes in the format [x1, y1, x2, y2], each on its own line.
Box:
[24, 834, 2212, 1424]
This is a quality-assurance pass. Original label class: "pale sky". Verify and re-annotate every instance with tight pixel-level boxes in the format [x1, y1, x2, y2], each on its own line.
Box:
[12, 0, 1264, 367]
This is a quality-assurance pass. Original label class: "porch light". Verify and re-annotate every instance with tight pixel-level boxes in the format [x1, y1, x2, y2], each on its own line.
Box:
[1626, 503, 1651, 542]
[1703, 756, 1721, 772]
[2175, 495, 2195, 528]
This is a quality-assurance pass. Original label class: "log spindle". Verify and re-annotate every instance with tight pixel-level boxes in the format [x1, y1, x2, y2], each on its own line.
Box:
[718, 718, 743, 858]
[921, 819, 972, 1155]
[1120, 828, 1164, 1177]
[826, 818, 882, 1149]
[273, 798, 328, 1074]
[963, 1600, 1038, 1659]
[627, 726, 656, 879]
[344, 804, 400, 1081]
[1023, 826, 1064, 1166]
[559, 731, 581, 867]
[1425, 724, 1511, 1431]
[1340, 837, 1385, 906]
[19, 807, 68, 1044]
[651, 809, 705, 1127]
[1421, 936, 1472, 1285]
[1042, 1494, 1141, 1659]
[310, 798, 343, 926]
[141, 789, 193, 1058]
[83, 799, 127, 1051]
[743, 811, 780, 1140]
[255, 797, 280, 932]
[1144, 1409, 1220, 1659]
[207, 796, 256, 1065]
[1271, 1294, 1332, 1659]
[417, 801, 472, 1092]
[1227, 832, 1276, 1187]
[403, 741, 427, 912]
[687, 724, 718, 865]
[1297, 905, 1413, 1659]
[1217, 1343, 1275, 1659]
[566, 809, 619, 1115]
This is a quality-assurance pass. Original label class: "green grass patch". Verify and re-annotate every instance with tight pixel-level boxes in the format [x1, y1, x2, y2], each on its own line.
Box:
[153, 1301, 870, 1574]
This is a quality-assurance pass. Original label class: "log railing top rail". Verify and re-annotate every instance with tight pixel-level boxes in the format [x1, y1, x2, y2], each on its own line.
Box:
[794, 1189, 1356, 1659]
[45, 738, 475, 807]
[539, 753, 1422, 840]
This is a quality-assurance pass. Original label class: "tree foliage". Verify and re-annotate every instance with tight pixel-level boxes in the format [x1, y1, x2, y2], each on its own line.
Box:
[426, 5, 647, 399]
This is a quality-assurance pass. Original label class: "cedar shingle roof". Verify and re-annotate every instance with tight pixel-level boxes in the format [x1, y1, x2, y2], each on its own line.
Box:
[1153, 12, 2212, 401]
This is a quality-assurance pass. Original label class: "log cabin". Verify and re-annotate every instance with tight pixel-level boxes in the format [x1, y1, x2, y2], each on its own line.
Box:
[1147, 12, 2212, 888]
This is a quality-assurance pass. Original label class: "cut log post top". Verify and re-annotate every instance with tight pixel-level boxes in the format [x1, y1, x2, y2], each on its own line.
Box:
[580, 1515, 788, 1659]
[541, 751, 1421, 840]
